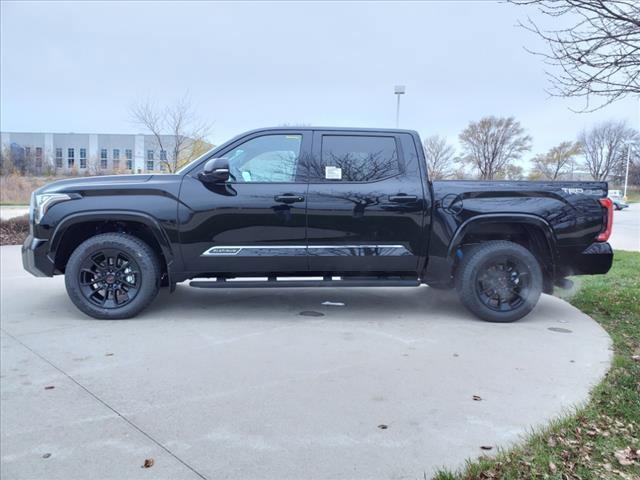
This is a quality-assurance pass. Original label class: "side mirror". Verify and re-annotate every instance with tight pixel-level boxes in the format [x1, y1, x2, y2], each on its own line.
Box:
[198, 158, 230, 183]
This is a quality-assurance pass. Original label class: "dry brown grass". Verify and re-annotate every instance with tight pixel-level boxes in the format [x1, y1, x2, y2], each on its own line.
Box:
[0, 174, 64, 205]
[0, 214, 30, 245]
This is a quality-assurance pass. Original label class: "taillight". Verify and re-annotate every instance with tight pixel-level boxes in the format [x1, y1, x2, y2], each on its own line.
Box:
[596, 198, 613, 242]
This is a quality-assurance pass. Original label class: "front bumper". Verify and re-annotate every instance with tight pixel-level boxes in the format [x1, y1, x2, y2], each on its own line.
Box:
[22, 234, 56, 277]
[558, 242, 613, 277]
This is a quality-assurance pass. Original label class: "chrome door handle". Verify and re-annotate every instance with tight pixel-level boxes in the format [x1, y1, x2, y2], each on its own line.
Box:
[274, 194, 305, 204]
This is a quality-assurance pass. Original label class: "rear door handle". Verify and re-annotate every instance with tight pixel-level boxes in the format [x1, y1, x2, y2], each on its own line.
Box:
[274, 194, 305, 204]
[389, 194, 417, 203]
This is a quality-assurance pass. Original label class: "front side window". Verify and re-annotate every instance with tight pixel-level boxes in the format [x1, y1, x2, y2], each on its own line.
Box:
[100, 149, 107, 159]
[126, 159, 133, 170]
[160, 150, 167, 161]
[147, 150, 154, 160]
[318, 135, 400, 182]
[113, 149, 120, 160]
[125, 149, 132, 160]
[223, 134, 302, 183]
[147, 160, 154, 171]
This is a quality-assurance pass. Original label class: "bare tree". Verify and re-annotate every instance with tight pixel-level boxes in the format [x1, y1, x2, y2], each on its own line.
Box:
[459, 116, 532, 180]
[511, 0, 640, 110]
[423, 135, 456, 179]
[578, 120, 638, 181]
[131, 96, 211, 172]
[530, 141, 581, 180]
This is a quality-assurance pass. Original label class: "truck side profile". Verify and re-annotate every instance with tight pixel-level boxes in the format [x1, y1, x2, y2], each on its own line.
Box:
[22, 127, 614, 322]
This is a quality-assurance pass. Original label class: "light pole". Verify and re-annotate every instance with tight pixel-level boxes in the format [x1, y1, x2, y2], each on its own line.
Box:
[623, 140, 636, 201]
[394, 85, 405, 128]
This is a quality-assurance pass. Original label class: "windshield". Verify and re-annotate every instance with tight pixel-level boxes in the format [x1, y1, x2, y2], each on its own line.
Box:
[175, 147, 217, 175]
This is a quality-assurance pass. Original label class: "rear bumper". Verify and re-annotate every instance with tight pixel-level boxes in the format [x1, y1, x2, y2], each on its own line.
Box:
[558, 242, 613, 277]
[22, 234, 56, 277]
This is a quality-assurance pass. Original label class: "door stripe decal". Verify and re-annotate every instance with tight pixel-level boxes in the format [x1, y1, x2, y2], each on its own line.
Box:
[201, 245, 409, 256]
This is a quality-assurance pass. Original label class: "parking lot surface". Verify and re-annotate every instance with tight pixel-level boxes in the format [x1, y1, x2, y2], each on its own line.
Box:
[1, 245, 612, 479]
[610, 203, 640, 251]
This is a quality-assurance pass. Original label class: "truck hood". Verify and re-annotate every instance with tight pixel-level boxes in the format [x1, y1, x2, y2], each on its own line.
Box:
[36, 174, 155, 195]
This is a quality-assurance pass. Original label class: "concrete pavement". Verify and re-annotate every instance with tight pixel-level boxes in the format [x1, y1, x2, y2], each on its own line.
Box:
[0, 206, 29, 221]
[0, 245, 612, 479]
[609, 203, 640, 252]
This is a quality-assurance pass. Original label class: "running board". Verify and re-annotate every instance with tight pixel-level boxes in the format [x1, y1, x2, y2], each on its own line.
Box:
[189, 277, 420, 289]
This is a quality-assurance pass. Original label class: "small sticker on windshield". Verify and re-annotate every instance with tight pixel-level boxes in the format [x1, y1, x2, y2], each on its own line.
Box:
[325, 166, 342, 180]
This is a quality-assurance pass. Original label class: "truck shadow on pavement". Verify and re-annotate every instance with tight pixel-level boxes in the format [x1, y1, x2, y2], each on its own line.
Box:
[138, 284, 541, 326]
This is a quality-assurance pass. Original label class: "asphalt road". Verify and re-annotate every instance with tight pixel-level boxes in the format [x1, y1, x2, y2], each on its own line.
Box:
[0, 245, 613, 479]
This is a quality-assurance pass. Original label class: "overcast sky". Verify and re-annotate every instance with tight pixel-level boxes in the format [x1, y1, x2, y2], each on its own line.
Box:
[1, 0, 638, 156]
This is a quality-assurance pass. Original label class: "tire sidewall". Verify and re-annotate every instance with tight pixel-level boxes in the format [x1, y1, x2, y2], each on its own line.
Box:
[456, 241, 543, 323]
[65, 234, 160, 319]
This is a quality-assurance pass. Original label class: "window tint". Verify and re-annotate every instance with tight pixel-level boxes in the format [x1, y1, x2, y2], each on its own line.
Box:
[224, 134, 302, 183]
[319, 135, 400, 182]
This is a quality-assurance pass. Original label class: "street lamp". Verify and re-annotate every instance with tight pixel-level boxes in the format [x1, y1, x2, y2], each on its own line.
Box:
[623, 140, 637, 201]
[394, 85, 405, 128]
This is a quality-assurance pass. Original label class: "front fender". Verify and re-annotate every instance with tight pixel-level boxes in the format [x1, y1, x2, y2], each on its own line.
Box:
[48, 210, 175, 275]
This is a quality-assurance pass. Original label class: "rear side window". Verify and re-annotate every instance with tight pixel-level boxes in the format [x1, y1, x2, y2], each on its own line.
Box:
[318, 135, 400, 182]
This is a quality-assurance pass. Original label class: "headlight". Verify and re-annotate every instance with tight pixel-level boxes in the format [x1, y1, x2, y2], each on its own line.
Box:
[33, 193, 72, 224]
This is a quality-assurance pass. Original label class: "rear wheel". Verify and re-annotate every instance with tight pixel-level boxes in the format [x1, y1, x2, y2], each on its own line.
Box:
[455, 240, 542, 322]
[65, 233, 160, 319]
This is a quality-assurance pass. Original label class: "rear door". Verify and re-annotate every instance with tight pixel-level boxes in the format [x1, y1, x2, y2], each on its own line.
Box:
[305, 130, 425, 275]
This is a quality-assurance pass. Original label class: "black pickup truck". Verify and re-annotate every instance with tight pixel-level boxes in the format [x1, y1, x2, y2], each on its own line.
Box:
[22, 127, 614, 322]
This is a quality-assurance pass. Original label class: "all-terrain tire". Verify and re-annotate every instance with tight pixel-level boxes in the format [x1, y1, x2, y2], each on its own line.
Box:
[455, 240, 543, 323]
[65, 233, 161, 319]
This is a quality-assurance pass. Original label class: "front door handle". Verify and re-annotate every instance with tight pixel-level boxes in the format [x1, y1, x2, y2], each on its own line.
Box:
[389, 194, 417, 203]
[274, 194, 305, 204]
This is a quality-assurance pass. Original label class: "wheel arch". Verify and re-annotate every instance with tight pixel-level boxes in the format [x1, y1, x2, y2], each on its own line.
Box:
[447, 214, 558, 292]
[49, 211, 174, 285]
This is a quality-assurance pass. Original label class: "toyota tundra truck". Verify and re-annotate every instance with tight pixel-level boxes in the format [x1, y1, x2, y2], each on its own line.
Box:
[22, 127, 614, 322]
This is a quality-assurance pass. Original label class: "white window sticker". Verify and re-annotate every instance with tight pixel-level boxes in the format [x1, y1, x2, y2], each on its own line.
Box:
[325, 166, 342, 180]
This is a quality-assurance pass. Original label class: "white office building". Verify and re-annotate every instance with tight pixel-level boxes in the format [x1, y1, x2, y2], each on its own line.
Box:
[0, 131, 187, 173]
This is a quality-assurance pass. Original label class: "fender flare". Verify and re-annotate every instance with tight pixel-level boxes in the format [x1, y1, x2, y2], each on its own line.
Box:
[447, 213, 558, 274]
[48, 210, 175, 278]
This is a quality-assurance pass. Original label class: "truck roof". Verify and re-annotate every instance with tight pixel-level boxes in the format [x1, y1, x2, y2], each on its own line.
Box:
[242, 126, 420, 136]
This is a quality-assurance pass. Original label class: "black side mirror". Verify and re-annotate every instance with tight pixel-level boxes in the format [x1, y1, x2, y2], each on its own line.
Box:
[198, 158, 230, 183]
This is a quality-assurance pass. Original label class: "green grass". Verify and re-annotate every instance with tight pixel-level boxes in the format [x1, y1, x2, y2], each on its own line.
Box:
[434, 251, 640, 479]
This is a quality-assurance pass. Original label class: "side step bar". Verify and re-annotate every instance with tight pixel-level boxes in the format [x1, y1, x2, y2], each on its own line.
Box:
[190, 277, 420, 289]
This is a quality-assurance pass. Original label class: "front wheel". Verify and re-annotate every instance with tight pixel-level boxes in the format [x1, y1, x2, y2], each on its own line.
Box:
[455, 240, 542, 323]
[65, 233, 161, 319]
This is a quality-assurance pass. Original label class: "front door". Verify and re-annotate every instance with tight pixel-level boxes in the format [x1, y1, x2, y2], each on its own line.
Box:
[305, 131, 425, 275]
[178, 131, 310, 276]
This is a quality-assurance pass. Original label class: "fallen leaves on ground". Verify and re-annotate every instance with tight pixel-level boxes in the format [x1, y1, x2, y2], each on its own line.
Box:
[614, 447, 639, 466]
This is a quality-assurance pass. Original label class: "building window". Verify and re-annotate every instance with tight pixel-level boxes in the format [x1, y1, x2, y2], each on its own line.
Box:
[146, 160, 154, 171]
[160, 163, 166, 172]
[147, 150, 154, 160]
[55, 148, 63, 168]
[126, 160, 133, 170]
[25, 147, 31, 157]
[80, 148, 87, 168]
[125, 149, 132, 160]
[35, 147, 43, 168]
[100, 149, 108, 169]
[113, 149, 120, 160]
[67, 148, 75, 168]
[160, 150, 167, 161]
